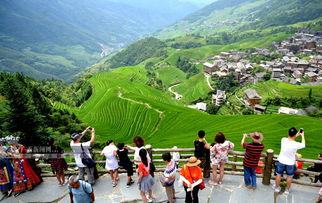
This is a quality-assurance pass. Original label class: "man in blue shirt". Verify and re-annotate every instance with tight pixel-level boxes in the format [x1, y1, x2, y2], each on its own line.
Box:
[68, 175, 95, 203]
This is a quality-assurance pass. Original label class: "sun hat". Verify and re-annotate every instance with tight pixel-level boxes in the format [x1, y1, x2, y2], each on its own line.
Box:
[186, 156, 201, 167]
[251, 132, 263, 143]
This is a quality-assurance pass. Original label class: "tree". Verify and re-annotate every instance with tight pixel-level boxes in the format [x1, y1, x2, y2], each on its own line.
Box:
[263, 72, 271, 81]
[0, 74, 44, 146]
[308, 88, 312, 100]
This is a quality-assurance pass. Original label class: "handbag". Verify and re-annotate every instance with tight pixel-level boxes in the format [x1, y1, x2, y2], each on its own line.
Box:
[81, 144, 96, 168]
[187, 165, 205, 190]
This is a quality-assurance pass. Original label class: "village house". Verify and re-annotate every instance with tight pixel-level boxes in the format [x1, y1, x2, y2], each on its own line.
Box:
[212, 90, 226, 106]
[244, 89, 262, 106]
[204, 62, 217, 74]
[278, 107, 307, 116]
[272, 68, 282, 79]
[254, 104, 266, 114]
[305, 72, 318, 82]
[292, 70, 303, 79]
[187, 102, 207, 112]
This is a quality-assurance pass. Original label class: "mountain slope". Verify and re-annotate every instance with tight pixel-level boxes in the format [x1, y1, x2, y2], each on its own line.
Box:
[60, 66, 322, 158]
[156, 0, 322, 39]
[0, 0, 199, 80]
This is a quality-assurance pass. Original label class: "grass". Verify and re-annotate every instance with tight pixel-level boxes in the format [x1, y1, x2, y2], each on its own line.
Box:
[65, 66, 322, 159]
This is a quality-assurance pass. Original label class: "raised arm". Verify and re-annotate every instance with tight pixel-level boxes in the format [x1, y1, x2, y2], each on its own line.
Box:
[301, 131, 305, 146]
[89, 128, 96, 146]
[241, 134, 247, 146]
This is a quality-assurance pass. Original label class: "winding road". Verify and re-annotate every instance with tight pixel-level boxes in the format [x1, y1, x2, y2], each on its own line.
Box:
[168, 83, 183, 100]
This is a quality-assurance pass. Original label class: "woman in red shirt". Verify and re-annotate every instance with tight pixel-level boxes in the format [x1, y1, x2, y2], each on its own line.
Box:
[137, 149, 154, 203]
[180, 157, 203, 203]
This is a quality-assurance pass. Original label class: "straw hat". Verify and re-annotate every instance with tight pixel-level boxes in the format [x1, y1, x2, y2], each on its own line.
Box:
[186, 156, 201, 167]
[251, 132, 263, 143]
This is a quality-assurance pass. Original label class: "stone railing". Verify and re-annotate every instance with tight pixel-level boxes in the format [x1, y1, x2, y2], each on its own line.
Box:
[36, 146, 322, 187]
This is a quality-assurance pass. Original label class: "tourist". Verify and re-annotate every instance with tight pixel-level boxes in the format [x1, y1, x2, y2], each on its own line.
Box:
[193, 130, 211, 178]
[180, 156, 203, 203]
[0, 140, 13, 198]
[47, 138, 68, 186]
[101, 140, 119, 187]
[137, 149, 154, 203]
[68, 175, 95, 203]
[209, 132, 234, 185]
[161, 153, 176, 203]
[70, 127, 96, 185]
[7, 136, 41, 196]
[171, 146, 180, 168]
[241, 132, 264, 190]
[294, 153, 303, 179]
[272, 127, 305, 195]
[131, 136, 155, 177]
[116, 143, 134, 187]
[307, 153, 322, 183]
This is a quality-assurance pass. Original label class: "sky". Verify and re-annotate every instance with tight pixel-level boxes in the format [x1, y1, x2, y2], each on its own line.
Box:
[180, 0, 216, 6]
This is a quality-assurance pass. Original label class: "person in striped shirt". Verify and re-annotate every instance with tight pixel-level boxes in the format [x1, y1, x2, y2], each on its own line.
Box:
[161, 153, 177, 203]
[241, 132, 264, 190]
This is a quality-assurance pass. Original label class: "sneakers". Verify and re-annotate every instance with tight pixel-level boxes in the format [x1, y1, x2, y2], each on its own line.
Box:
[284, 189, 290, 195]
[126, 180, 135, 188]
[112, 181, 117, 187]
[148, 198, 153, 203]
[218, 181, 222, 185]
[272, 184, 281, 193]
[246, 185, 252, 189]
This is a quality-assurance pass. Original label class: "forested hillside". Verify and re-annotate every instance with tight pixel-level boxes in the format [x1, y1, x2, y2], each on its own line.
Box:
[0, 0, 199, 80]
[156, 0, 322, 39]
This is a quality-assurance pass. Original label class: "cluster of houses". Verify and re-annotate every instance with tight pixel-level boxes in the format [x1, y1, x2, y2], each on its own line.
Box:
[203, 31, 322, 87]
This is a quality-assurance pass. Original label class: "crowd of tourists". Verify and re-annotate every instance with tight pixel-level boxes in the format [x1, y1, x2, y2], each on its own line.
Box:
[1, 126, 321, 203]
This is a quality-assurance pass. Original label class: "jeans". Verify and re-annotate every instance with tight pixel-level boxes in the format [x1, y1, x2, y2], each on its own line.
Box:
[244, 167, 256, 187]
[275, 162, 295, 177]
[79, 166, 95, 184]
[184, 186, 199, 203]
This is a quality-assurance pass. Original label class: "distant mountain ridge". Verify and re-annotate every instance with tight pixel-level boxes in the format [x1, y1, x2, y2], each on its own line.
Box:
[0, 0, 199, 80]
[156, 0, 322, 39]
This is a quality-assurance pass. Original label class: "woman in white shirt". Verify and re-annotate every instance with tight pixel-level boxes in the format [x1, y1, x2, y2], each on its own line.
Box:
[101, 140, 119, 187]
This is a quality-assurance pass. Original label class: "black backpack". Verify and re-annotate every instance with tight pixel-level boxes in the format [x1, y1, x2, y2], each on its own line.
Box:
[194, 140, 205, 158]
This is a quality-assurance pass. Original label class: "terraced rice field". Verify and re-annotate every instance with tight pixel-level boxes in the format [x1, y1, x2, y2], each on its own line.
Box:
[68, 66, 322, 159]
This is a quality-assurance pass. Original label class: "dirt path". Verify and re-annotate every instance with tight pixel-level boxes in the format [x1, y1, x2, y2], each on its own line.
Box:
[168, 83, 183, 100]
[205, 73, 214, 90]
[117, 92, 164, 137]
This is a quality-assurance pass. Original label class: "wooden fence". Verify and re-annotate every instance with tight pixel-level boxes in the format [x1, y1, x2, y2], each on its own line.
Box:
[37, 147, 322, 187]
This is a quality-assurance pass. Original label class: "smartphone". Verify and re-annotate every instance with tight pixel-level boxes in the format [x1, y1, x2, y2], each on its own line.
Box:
[247, 134, 251, 137]
[299, 128, 303, 133]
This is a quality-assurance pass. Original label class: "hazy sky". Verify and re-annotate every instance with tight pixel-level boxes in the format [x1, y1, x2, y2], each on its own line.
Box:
[180, 0, 216, 6]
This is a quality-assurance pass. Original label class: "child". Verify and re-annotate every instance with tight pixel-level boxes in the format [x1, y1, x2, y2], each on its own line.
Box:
[161, 153, 176, 203]
[137, 149, 154, 203]
[101, 140, 119, 187]
[294, 153, 303, 179]
[209, 132, 234, 185]
[193, 130, 211, 178]
[117, 143, 134, 187]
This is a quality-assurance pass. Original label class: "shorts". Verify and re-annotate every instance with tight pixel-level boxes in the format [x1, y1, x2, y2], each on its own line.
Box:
[275, 162, 295, 177]
[211, 157, 227, 166]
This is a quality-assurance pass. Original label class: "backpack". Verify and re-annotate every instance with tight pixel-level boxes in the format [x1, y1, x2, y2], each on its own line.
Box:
[194, 140, 205, 158]
[81, 144, 96, 168]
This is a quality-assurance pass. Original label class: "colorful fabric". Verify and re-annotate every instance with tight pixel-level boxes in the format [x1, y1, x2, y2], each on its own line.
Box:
[210, 140, 234, 165]
[162, 160, 176, 186]
[0, 160, 13, 192]
[243, 143, 264, 168]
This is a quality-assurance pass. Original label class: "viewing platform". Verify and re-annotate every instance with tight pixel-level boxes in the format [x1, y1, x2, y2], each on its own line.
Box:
[1, 147, 321, 202]
[0, 174, 319, 203]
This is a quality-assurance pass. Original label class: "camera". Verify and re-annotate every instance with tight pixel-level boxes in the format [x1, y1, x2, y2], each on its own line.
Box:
[299, 128, 303, 133]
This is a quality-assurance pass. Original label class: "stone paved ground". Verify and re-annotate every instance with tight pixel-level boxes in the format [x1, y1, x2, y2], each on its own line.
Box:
[1, 173, 320, 203]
